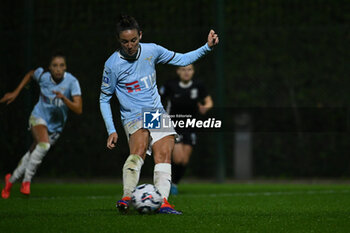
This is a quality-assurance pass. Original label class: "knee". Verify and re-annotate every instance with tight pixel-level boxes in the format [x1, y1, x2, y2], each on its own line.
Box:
[30, 141, 50, 153]
[182, 156, 190, 165]
[37, 142, 50, 152]
[123, 154, 144, 171]
[172, 155, 183, 164]
[155, 148, 172, 164]
[129, 130, 149, 157]
[31, 142, 50, 163]
[172, 150, 183, 164]
[131, 144, 148, 158]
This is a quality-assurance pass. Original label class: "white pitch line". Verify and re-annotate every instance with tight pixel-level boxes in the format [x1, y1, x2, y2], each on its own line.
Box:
[10, 195, 116, 200]
[182, 189, 350, 197]
[8, 189, 350, 200]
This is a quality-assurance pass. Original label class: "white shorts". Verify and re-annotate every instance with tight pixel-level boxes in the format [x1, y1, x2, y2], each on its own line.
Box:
[28, 115, 61, 145]
[123, 116, 177, 155]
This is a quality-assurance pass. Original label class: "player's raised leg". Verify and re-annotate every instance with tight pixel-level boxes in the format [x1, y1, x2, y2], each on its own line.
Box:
[116, 129, 148, 213]
[22, 124, 50, 195]
[152, 135, 182, 214]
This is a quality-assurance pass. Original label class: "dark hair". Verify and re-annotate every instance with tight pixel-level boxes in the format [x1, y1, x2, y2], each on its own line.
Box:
[116, 15, 140, 38]
[177, 64, 195, 70]
[49, 51, 66, 65]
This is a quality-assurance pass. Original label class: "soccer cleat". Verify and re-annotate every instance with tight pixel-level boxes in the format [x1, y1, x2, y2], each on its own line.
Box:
[20, 182, 31, 195]
[116, 196, 131, 214]
[158, 198, 183, 215]
[170, 183, 178, 195]
[1, 174, 13, 199]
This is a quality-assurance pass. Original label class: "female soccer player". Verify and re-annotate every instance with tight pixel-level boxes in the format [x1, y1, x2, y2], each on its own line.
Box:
[100, 15, 218, 214]
[1, 53, 82, 199]
[159, 64, 213, 195]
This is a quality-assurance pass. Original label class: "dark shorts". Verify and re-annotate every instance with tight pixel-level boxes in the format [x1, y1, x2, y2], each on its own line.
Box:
[175, 131, 197, 146]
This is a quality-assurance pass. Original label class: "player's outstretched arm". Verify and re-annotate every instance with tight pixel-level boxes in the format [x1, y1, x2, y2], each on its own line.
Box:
[0, 70, 34, 105]
[53, 92, 83, 115]
[207, 30, 219, 48]
[164, 29, 219, 67]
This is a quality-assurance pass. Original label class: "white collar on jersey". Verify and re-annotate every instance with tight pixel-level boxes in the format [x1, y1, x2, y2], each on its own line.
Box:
[179, 80, 193, 88]
[50, 72, 66, 84]
[118, 45, 141, 61]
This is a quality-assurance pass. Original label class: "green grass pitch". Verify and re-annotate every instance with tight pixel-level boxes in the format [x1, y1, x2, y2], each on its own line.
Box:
[1, 182, 350, 233]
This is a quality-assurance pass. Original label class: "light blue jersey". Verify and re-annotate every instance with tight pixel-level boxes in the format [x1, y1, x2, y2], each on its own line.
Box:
[31, 67, 82, 133]
[100, 43, 212, 135]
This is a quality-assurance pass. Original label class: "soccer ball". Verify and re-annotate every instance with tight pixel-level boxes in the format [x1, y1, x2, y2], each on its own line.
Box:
[131, 184, 163, 214]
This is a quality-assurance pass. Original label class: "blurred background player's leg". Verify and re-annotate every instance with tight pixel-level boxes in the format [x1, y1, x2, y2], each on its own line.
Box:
[21, 124, 50, 195]
[171, 132, 195, 195]
[2, 147, 40, 198]
[2, 128, 60, 198]
[1, 174, 13, 199]
[2, 129, 47, 198]
[23, 142, 50, 182]
[9, 150, 31, 183]
[9, 140, 39, 184]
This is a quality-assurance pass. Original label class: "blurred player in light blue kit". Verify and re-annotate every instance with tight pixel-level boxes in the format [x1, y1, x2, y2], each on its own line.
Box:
[1, 53, 82, 199]
[100, 15, 219, 214]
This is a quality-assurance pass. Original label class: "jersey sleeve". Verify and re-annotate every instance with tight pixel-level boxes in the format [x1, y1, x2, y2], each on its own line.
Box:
[100, 65, 117, 96]
[70, 78, 82, 96]
[154, 44, 176, 64]
[156, 43, 212, 66]
[99, 65, 117, 135]
[32, 67, 44, 83]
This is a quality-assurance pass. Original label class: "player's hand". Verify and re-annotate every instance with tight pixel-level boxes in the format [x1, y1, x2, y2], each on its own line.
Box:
[207, 29, 219, 48]
[198, 103, 209, 115]
[52, 91, 65, 99]
[0, 91, 19, 105]
[107, 132, 118, 150]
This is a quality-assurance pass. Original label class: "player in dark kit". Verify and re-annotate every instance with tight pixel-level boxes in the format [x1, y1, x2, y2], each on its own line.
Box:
[159, 64, 213, 195]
